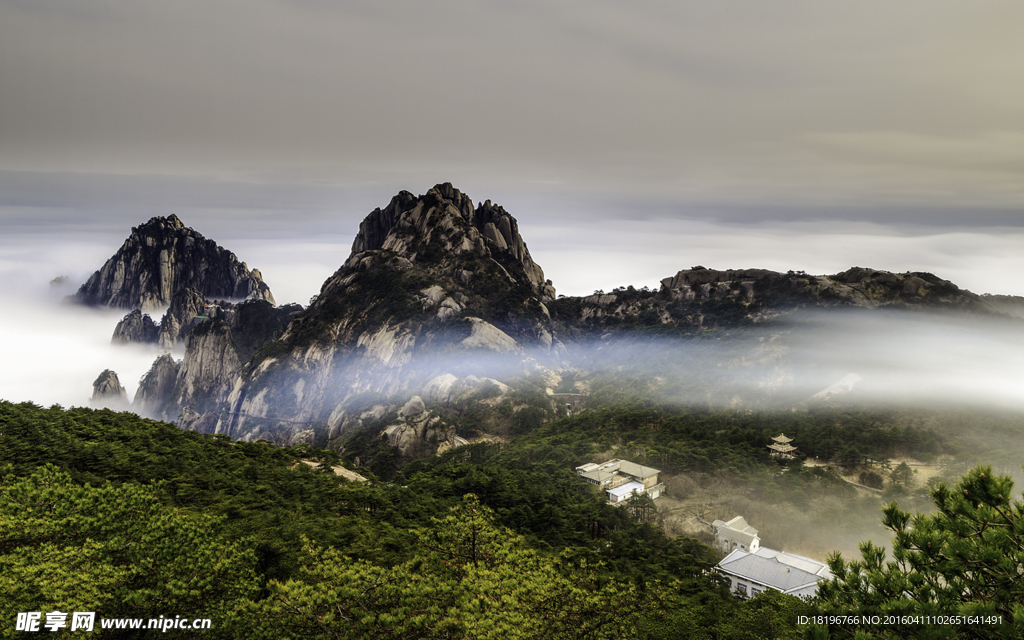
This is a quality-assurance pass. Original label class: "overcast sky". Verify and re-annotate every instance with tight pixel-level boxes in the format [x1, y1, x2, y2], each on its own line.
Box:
[2, 0, 1024, 410]
[2, 0, 1024, 300]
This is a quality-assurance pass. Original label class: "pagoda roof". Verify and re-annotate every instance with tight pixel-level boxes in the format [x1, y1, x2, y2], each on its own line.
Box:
[772, 433, 794, 443]
[768, 443, 797, 453]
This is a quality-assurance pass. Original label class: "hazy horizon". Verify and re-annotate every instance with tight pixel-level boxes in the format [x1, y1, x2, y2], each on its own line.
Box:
[2, 1, 1023, 411]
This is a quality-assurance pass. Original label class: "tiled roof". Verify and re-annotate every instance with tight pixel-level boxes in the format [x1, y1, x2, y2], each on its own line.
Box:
[576, 459, 660, 484]
[718, 549, 829, 595]
[713, 516, 759, 544]
[753, 548, 830, 577]
[616, 460, 660, 479]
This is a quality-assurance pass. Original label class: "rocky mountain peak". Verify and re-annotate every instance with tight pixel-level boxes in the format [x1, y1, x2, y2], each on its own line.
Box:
[74, 215, 275, 311]
[138, 214, 186, 233]
[345, 183, 555, 301]
[91, 369, 129, 410]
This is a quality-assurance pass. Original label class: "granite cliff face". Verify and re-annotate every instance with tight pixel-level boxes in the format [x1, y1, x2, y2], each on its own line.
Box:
[75, 214, 274, 311]
[132, 354, 180, 421]
[164, 183, 559, 443]
[156, 287, 212, 350]
[127, 299, 301, 426]
[111, 310, 159, 344]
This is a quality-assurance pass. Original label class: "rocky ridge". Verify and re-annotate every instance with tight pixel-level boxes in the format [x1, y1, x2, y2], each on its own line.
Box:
[551, 265, 1005, 335]
[128, 299, 301, 425]
[95, 185, 1024, 457]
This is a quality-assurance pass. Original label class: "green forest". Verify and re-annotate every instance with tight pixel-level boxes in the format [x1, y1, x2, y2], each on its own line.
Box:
[2, 399, 1024, 638]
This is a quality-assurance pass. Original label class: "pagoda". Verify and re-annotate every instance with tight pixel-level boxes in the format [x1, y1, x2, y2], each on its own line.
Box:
[768, 433, 797, 459]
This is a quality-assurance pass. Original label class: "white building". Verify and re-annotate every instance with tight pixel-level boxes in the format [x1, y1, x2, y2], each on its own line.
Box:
[575, 459, 665, 503]
[711, 515, 760, 553]
[716, 547, 832, 599]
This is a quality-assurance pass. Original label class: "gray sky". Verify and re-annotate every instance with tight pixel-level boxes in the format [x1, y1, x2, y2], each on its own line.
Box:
[6, 1, 1024, 438]
[2, 0, 1024, 299]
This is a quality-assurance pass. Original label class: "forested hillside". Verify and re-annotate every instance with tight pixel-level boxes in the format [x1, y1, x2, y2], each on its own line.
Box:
[5, 393, 1023, 638]
[1, 401, 823, 639]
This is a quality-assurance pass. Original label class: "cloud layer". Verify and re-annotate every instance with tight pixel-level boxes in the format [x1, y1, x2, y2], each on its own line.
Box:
[1, 1, 1022, 209]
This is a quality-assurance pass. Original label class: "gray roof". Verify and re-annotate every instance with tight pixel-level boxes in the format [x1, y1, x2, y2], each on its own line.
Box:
[717, 549, 827, 595]
[754, 547, 830, 577]
[576, 459, 660, 484]
[578, 467, 618, 483]
[713, 516, 759, 546]
[615, 459, 660, 479]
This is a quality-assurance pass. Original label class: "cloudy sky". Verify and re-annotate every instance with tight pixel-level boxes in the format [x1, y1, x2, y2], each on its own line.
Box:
[2, 0, 1024, 301]
[1, 0, 1024, 407]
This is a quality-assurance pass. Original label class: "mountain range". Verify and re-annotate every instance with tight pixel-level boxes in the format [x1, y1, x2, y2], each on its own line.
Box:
[79, 183, 1024, 455]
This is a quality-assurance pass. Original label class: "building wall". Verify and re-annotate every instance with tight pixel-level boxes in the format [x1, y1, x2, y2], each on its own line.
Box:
[723, 575, 767, 598]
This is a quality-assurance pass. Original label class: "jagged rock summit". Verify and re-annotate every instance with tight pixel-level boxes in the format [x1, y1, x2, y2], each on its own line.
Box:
[346, 182, 555, 301]
[178, 183, 561, 443]
[74, 214, 275, 311]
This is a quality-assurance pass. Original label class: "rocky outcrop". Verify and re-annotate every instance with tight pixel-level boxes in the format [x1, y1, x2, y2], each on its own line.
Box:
[111, 310, 159, 344]
[133, 299, 302, 433]
[91, 370, 129, 410]
[420, 373, 510, 406]
[461, 318, 520, 353]
[172, 320, 243, 419]
[657, 265, 985, 310]
[74, 214, 275, 311]
[660, 267, 779, 292]
[558, 265, 1002, 334]
[132, 354, 180, 421]
[107, 287, 213, 348]
[204, 184, 561, 444]
[156, 287, 210, 350]
[380, 396, 458, 457]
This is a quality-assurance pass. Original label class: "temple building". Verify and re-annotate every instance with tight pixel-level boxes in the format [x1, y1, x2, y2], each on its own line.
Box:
[767, 433, 797, 459]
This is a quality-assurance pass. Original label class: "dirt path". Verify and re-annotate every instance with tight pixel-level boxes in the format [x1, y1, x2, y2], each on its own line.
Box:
[300, 460, 368, 482]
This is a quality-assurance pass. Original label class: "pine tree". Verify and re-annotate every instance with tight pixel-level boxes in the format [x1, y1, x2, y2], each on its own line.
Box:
[818, 466, 1024, 639]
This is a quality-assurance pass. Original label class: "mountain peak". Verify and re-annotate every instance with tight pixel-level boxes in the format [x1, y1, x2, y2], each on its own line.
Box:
[345, 183, 554, 301]
[137, 214, 186, 232]
[74, 216, 274, 311]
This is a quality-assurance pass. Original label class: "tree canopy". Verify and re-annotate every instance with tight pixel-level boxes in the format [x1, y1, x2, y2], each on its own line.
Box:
[818, 465, 1024, 639]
